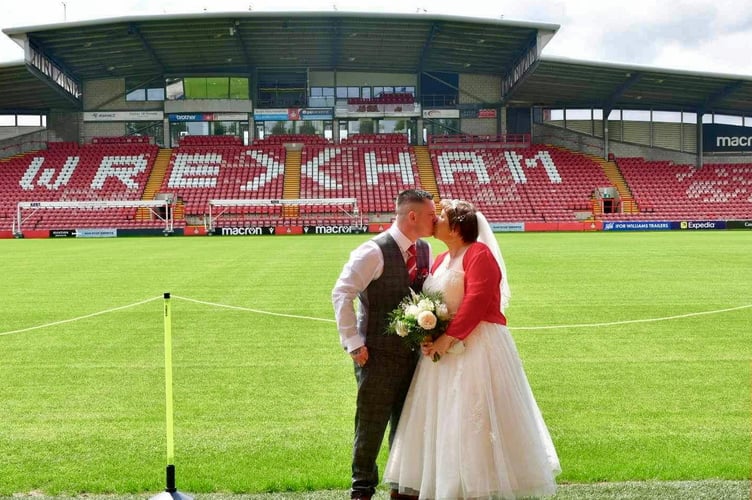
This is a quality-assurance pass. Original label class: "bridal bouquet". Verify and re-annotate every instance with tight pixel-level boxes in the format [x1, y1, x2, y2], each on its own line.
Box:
[385, 290, 452, 360]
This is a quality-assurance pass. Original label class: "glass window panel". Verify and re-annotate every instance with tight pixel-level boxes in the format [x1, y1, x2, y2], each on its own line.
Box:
[126, 89, 146, 101]
[230, 77, 248, 99]
[207, 77, 228, 98]
[147, 87, 165, 101]
[336, 87, 349, 98]
[184, 78, 208, 99]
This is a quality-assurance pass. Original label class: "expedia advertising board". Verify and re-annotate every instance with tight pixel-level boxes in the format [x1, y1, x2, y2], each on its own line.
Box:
[703, 124, 752, 152]
[677, 220, 726, 230]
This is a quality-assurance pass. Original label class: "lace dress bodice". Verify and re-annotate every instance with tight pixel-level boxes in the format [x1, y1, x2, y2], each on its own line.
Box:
[423, 253, 465, 316]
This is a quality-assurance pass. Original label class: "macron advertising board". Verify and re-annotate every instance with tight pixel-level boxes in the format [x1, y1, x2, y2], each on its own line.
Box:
[703, 123, 752, 153]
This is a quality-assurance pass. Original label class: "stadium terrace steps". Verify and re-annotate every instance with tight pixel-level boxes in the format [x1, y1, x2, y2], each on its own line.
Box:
[586, 154, 638, 214]
[413, 145, 440, 200]
[282, 149, 302, 218]
[137, 148, 172, 220]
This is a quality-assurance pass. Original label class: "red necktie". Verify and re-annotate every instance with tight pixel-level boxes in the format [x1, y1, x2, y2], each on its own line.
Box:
[406, 244, 417, 282]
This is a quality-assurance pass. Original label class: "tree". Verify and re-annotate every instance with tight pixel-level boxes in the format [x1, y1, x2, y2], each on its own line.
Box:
[359, 119, 374, 134]
[213, 122, 226, 136]
[299, 121, 317, 135]
[271, 121, 288, 135]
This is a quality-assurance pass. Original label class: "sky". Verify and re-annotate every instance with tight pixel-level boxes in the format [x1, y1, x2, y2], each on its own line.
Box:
[2, 0, 752, 77]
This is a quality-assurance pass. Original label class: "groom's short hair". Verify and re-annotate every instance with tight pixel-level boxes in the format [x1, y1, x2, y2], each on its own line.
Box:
[395, 189, 433, 215]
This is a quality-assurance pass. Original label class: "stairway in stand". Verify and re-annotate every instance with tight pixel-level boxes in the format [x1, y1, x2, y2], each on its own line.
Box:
[137, 148, 173, 220]
[413, 146, 440, 200]
[587, 154, 638, 214]
[0, 151, 34, 163]
[282, 148, 302, 218]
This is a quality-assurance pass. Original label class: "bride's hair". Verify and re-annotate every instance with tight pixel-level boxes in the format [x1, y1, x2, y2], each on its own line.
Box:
[443, 199, 478, 242]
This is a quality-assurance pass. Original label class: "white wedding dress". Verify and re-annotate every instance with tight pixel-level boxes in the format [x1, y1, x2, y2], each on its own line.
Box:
[384, 251, 561, 499]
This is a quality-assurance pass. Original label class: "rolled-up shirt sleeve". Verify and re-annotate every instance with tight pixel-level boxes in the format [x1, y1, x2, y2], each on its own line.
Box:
[332, 241, 383, 352]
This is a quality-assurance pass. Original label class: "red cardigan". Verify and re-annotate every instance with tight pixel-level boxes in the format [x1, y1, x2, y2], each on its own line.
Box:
[432, 242, 507, 340]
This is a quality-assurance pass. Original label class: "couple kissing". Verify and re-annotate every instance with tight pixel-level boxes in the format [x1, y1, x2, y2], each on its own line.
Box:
[332, 189, 560, 500]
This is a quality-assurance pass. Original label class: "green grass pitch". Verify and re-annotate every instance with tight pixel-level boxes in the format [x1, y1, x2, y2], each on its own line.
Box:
[0, 231, 750, 496]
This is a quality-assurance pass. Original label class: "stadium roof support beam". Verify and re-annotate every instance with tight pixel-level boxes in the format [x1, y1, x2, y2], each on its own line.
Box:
[501, 35, 539, 102]
[602, 71, 643, 116]
[418, 23, 441, 73]
[698, 80, 745, 114]
[331, 19, 342, 70]
[24, 42, 81, 106]
[127, 23, 165, 75]
[232, 20, 253, 69]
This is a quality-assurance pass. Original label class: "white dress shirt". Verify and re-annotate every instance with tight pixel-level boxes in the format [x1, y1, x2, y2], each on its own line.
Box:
[332, 226, 417, 353]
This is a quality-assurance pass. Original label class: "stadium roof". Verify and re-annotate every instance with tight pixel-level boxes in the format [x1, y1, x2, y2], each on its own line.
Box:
[2, 11, 752, 117]
[506, 56, 752, 116]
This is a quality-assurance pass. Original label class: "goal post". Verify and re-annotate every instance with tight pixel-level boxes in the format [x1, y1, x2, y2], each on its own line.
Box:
[206, 198, 362, 231]
[14, 199, 174, 235]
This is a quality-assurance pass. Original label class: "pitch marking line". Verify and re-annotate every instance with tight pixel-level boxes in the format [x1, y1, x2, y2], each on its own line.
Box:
[0, 296, 162, 337]
[0, 297, 749, 337]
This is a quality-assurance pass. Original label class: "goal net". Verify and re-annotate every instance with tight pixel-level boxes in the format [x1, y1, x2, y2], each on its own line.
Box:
[206, 197, 362, 231]
[13, 199, 174, 235]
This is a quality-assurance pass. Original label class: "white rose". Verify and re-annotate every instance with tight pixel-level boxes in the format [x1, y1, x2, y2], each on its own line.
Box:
[405, 304, 421, 318]
[417, 298, 434, 312]
[435, 303, 450, 320]
[417, 311, 438, 330]
[395, 321, 409, 337]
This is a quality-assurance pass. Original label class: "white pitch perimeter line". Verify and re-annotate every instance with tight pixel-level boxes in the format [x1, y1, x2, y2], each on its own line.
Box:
[1, 297, 749, 338]
[0, 296, 162, 337]
[175, 296, 751, 331]
[172, 295, 337, 323]
[514, 303, 752, 331]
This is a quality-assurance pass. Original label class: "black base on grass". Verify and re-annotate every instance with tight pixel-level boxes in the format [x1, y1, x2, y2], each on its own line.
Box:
[149, 465, 194, 500]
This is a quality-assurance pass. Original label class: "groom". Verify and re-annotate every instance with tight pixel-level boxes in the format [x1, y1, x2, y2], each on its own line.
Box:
[332, 189, 436, 500]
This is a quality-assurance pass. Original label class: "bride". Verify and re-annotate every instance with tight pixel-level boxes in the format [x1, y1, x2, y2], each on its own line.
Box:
[383, 199, 561, 499]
